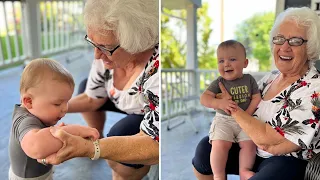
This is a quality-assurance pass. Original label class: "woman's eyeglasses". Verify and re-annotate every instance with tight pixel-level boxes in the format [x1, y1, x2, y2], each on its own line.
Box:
[272, 36, 308, 46]
[84, 35, 120, 56]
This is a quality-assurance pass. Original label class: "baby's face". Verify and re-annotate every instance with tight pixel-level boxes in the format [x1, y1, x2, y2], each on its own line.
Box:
[29, 80, 73, 126]
[217, 45, 248, 80]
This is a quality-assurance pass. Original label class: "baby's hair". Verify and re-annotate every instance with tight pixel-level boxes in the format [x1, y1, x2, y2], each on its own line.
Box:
[20, 58, 74, 94]
[218, 40, 247, 58]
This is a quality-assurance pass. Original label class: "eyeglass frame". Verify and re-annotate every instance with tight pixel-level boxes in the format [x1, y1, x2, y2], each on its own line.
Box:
[272, 36, 308, 46]
[84, 35, 120, 56]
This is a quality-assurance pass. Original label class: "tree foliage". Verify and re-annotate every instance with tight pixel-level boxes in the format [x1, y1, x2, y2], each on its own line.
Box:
[161, 9, 186, 68]
[235, 12, 275, 71]
[161, 3, 217, 69]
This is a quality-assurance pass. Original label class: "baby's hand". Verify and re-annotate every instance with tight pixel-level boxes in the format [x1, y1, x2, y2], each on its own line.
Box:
[218, 99, 237, 115]
[85, 127, 100, 141]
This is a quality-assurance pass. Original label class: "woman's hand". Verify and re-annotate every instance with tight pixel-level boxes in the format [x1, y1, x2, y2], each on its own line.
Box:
[217, 99, 238, 115]
[217, 82, 232, 100]
[217, 82, 239, 114]
[37, 127, 94, 165]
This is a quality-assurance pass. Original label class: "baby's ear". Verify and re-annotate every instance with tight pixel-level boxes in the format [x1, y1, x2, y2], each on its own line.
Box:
[244, 59, 249, 68]
[22, 94, 33, 109]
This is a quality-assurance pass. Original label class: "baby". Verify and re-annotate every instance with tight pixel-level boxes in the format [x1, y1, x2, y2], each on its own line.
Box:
[200, 40, 261, 180]
[9, 58, 99, 180]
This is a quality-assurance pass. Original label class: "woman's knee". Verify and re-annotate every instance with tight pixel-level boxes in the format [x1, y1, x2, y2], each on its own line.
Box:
[192, 136, 240, 175]
[192, 136, 212, 175]
[252, 156, 307, 180]
[78, 78, 88, 94]
[108, 160, 150, 180]
[107, 115, 143, 137]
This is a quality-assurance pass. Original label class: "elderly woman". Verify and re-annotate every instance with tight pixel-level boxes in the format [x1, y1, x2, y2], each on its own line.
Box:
[193, 7, 320, 180]
[41, 0, 159, 179]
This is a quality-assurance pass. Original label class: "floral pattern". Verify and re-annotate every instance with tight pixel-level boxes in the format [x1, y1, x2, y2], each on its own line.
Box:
[129, 44, 159, 96]
[254, 64, 320, 160]
[140, 90, 159, 141]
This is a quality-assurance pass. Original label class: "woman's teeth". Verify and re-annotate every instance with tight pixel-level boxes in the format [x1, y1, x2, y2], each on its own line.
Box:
[280, 56, 293, 60]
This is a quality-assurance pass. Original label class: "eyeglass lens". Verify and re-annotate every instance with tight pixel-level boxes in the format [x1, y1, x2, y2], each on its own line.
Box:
[273, 37, 305, 46]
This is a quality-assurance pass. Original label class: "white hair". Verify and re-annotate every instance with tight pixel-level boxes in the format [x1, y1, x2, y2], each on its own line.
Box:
[83, 0, 159, 54]
[269, 7, 320, 61]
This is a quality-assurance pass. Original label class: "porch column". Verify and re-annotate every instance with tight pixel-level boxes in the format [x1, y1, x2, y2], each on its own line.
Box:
[272, 0, 286, 70]
[22, 0, 42, 60]
[186, 2, 199, 95]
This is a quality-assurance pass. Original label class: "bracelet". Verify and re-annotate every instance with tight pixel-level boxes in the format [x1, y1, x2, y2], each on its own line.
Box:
[90, 139, 100, 160]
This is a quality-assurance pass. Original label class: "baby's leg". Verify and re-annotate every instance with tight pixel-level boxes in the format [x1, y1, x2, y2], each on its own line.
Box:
[210, 140, 232, 180]
[238, 140, 256, 180]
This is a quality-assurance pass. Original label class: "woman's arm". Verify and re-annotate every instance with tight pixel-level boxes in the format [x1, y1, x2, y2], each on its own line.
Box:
[216, 82, 301, 155]
[67, 93, 107, 113]
[21, 125, 99, 159]
[42, 128, 159, 165]
[97, 131, 159, 165]
[231, 108, 301, 155]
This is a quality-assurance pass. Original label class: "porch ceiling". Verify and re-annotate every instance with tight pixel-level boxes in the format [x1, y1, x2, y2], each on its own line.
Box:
[162, 0, 202, 10]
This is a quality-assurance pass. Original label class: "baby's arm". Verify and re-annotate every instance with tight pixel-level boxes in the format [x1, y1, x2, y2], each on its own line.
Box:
[200, 90, 220, 109]
[245, 93, 261, 115]
[21, 125, 99, 159]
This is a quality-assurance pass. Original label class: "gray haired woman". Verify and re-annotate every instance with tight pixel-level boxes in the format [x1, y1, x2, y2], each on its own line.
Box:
[41, 0, 159, 179]
[193, 7, 320, 180]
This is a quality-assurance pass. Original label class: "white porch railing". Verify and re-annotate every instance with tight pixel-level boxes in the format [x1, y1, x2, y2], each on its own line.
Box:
[40, 1, 85, 56]
[161, 69, 220, 120]
[0, 0, 86, 67]
[161, 69, 268, 120]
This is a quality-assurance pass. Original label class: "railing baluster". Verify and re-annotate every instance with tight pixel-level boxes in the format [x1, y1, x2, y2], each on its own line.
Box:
[3, 2, 13, 63]
[61, 1, 66, 49]
[70, 1, 75, 47]
[171, 71, 175, 114]
[54, 1, 59, 51]
[182, 71, 185, 110]
[43, 1, 48, 53]
[170, 71, 174, 115]
[59, 1, 63, 50]
[205, 72, 208, 90]
[76, 1, 80, 46]
[66, 1, 71, 49]
[164, 72, 168, 118]
[0, 2, 4, 64]
[11, 2, 20, 61]
[20, 2, 27, 58]
[49, 1, 54, 52]
[188, 71, 191, 97]
[178, 71, 181, 111]
[77, 1, 83, 46]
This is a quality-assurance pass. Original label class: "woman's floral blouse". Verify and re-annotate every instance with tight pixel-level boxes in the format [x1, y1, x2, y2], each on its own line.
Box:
[254, 64, 320, 160]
